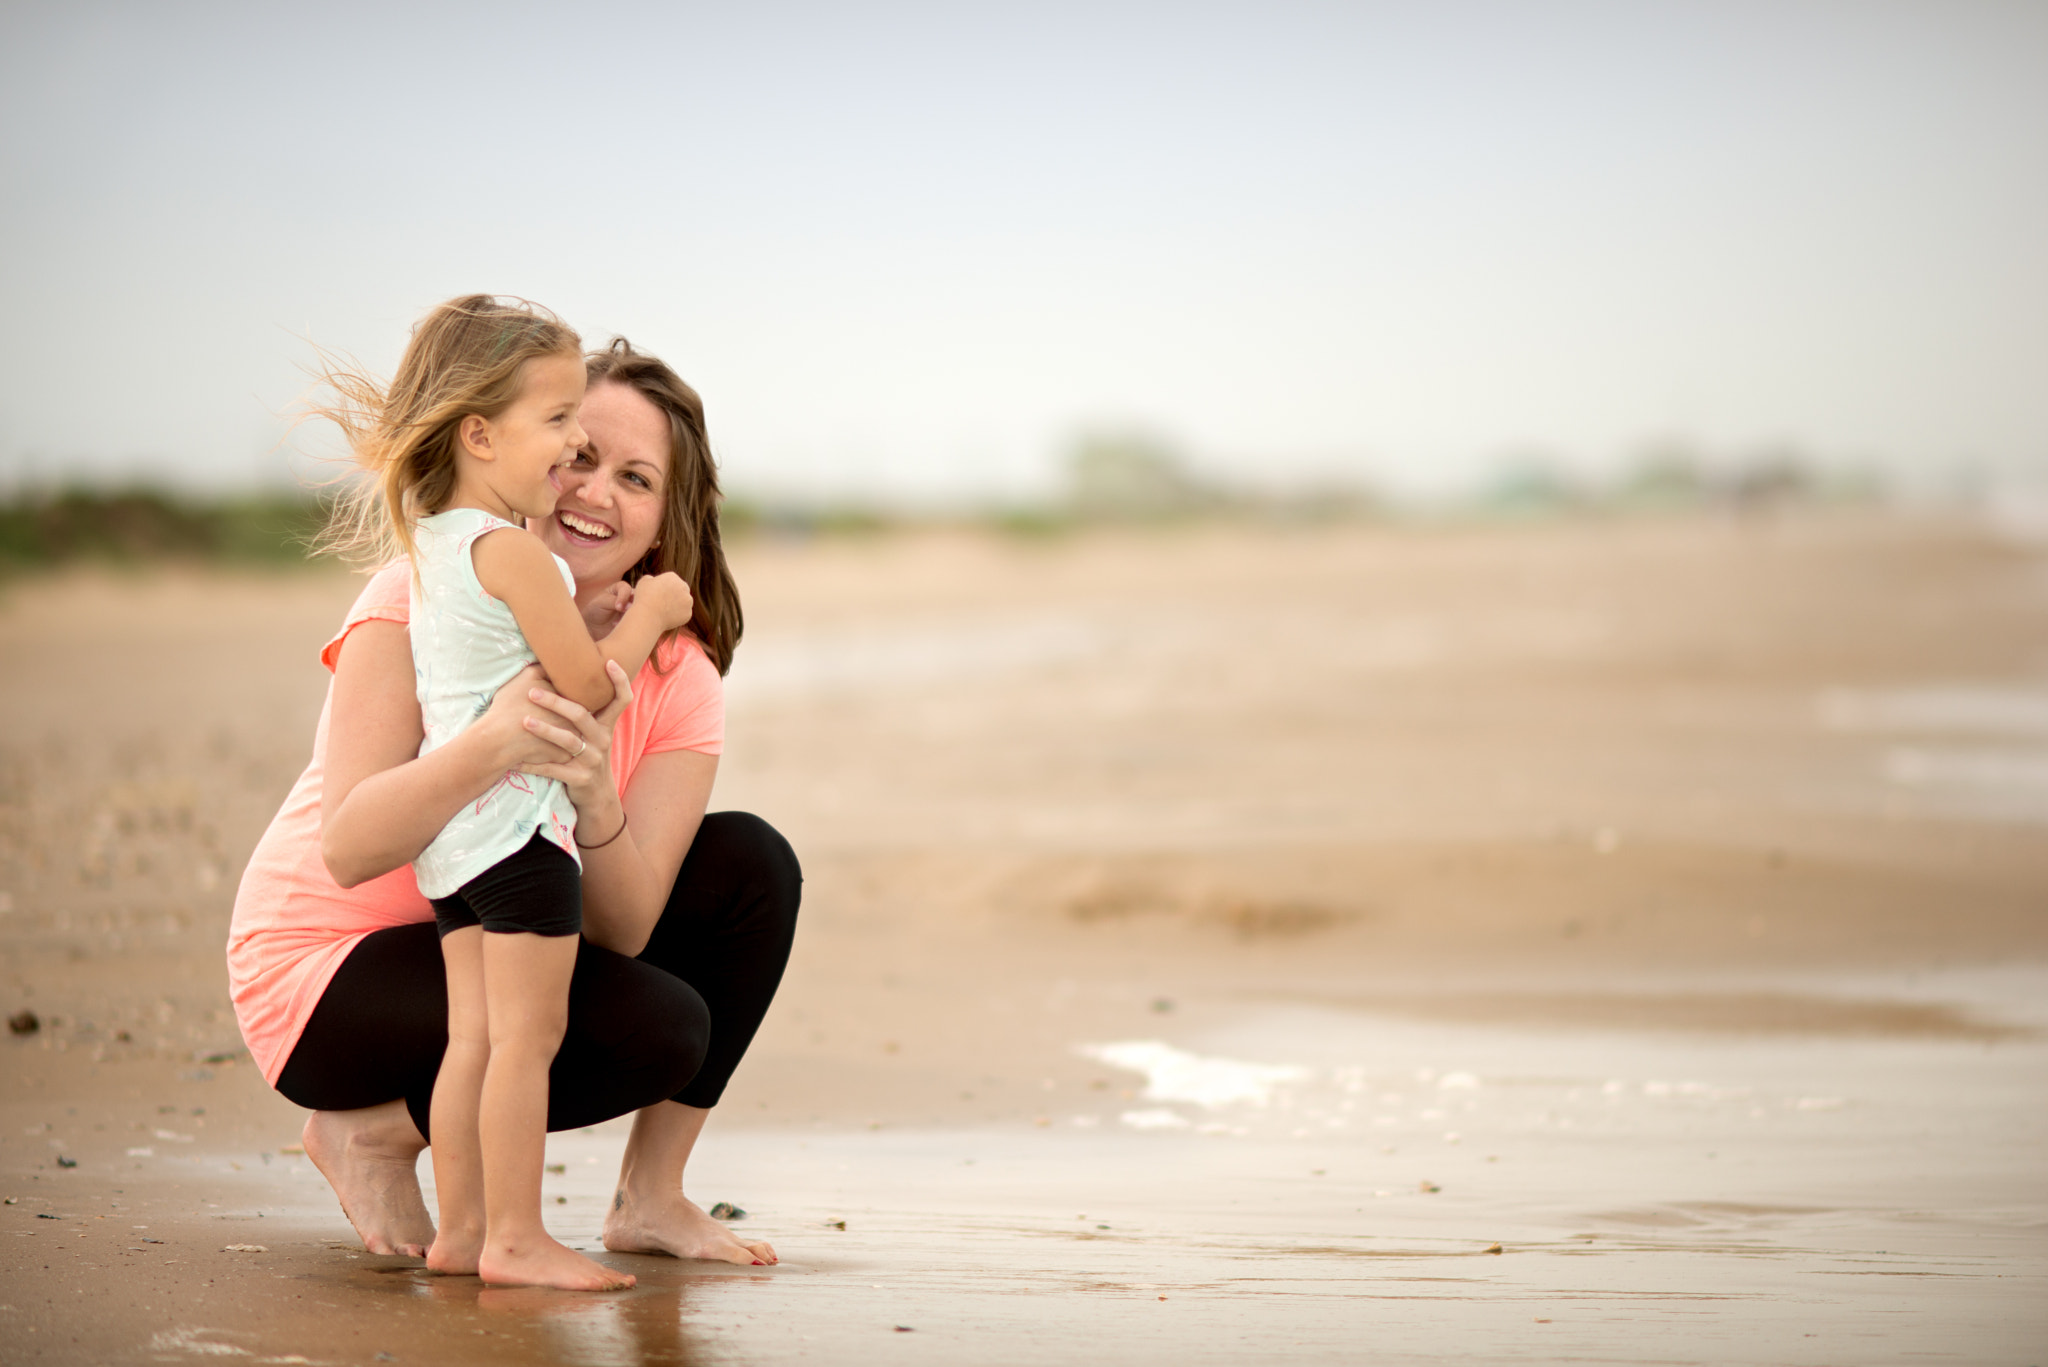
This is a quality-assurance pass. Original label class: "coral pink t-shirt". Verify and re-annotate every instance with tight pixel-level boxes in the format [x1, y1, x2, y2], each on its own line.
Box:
[227, 561, 724, 1084]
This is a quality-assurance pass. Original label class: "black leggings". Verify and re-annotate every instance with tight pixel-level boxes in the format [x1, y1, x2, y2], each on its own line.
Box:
[275, 812, 800, 1142]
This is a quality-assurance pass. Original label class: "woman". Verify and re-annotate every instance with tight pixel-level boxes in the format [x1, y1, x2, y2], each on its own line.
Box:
[227, 339, 798, 1268]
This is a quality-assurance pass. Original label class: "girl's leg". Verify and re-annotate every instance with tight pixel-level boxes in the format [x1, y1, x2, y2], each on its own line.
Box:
[285, 924, 710, 1259]
[424, 925, 489, 1275]
[475, 930, 633, 1291]
[283, 814, 797, 1264]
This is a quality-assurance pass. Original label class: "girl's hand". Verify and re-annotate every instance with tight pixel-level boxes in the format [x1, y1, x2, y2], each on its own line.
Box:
[633, 572, 695, 631]
[579, 581, 635, 641]
[514, 659, 635, 823]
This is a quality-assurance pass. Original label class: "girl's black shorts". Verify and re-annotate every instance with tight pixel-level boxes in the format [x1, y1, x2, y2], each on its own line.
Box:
[431, 830, 581, 938]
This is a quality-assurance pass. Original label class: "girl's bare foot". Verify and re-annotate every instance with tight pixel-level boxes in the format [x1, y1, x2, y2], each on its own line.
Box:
[425, 1224, 484, 1277]
[301, 1106, 436, 1258]
[603, 1188, 779, 1266]
[479, 1233, 636, 1291]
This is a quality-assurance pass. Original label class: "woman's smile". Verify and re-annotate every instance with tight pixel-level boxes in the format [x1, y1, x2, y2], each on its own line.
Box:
[556, 509, 616, 543]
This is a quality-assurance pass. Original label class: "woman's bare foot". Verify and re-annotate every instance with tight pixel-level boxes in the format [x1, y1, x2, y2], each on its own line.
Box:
[603, 1188, 779, 1266]
[301, 1105, 436, 1258]
[479, 1233, 635, 1291]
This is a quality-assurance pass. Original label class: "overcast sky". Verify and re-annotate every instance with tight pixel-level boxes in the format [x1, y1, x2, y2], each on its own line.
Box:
[1, 0, 2043, 503]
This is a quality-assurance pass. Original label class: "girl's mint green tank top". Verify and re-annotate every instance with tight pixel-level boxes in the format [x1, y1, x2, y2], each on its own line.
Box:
[407, 508, 580, 899]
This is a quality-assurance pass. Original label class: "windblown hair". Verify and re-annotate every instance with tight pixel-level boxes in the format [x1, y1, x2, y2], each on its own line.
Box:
[585, 339, 743, 677]
[312, 295, 581, 568]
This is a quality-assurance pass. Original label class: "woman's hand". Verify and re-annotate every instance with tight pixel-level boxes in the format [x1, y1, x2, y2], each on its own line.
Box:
[471, 663, 581, 771]
[514, 659, 635, 830]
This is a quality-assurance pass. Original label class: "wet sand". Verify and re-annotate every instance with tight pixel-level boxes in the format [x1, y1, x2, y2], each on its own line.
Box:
[4, 510, 2046, 1363]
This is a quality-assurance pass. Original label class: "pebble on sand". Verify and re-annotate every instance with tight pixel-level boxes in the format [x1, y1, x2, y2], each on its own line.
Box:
[1418, 1180, 1440, 1193]
[8, 1010, 39, 1035]
[1485, 1242, 1503, 1254]
[222, 1244, 268, 1253]
[708, 1202, 746, 1220]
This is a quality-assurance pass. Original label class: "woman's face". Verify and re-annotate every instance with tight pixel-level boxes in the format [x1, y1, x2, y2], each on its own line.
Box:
[532, 379, 670, 593]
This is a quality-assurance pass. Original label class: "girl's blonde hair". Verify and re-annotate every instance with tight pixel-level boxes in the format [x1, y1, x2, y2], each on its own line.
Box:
[312, 295, 581, 567]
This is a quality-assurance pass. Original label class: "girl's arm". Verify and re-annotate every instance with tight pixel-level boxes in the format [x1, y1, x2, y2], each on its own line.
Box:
[320, 622, 578, 888]
[508, 667, 716, 957]
[471, 529, 693, 714]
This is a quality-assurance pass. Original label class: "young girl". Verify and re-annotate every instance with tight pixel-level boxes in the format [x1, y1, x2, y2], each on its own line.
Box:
[319, 295, 695, 1291]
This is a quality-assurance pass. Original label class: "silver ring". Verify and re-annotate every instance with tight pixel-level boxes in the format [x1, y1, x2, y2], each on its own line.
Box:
[573, 737, 588, 759]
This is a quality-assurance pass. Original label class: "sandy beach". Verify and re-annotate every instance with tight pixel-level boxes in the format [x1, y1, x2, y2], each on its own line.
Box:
[3, 510, 2045, 1364]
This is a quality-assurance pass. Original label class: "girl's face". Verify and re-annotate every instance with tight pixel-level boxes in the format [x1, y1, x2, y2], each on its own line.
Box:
[532, 379, 670, 593]
[469, 353, 587, 520]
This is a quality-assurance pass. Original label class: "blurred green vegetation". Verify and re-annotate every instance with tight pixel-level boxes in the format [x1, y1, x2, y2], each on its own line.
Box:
[0, 443, 1886, 574]
[1468, 440, 1885, 523]
[0, 488, 329, 575]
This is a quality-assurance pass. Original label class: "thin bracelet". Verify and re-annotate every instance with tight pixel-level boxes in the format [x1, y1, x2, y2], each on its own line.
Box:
[575, 812, 629, 850]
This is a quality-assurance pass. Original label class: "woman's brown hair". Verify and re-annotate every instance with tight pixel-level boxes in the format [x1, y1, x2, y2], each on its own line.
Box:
[585, 338, 744, 677]
[311, 295, 581, 568]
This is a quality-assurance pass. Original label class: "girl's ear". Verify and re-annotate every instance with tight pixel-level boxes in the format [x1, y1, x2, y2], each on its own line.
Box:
[458, 413, 495, 462]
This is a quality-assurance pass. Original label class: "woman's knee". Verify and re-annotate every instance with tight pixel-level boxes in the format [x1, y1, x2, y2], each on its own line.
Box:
[697, 811, 802, 928]
[626, 977, 712, 1097]
[567, 951, 711, 1080]
[548, 961, 709, 1130]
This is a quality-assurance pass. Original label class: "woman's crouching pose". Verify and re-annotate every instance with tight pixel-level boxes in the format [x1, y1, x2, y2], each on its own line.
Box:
[227, 331, 797, 1275]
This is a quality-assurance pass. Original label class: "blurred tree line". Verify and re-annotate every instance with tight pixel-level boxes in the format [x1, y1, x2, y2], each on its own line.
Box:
[1474, 438, 1883, 520]
[0, 435, 1885, 572]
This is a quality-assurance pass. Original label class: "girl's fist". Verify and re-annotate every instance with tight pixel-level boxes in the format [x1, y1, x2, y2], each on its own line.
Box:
[635, 572, 695, 630]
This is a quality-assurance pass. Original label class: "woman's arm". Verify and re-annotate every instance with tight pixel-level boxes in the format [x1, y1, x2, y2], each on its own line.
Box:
[580, 750, 718, 956]
[320, 621, 569, 888]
